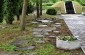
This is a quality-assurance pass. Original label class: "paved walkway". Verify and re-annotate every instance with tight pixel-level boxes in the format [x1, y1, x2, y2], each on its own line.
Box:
[61, 14, 85, 54]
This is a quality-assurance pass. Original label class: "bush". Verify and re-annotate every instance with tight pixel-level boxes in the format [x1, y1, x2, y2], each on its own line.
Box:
[59, 36, 77, 41]
[46, 8, 57, 15]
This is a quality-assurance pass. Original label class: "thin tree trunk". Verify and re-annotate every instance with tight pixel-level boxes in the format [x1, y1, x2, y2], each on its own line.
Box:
[36, 0, 40, 18]
[40, 0, 42, 15]
[21, 0, 27, 31]
[17, 15, 20, 20]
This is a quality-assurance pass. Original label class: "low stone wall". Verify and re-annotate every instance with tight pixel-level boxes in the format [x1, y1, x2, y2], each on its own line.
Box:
[56, 37, 81, 50]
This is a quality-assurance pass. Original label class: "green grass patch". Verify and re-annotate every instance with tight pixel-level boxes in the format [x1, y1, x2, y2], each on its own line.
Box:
[35, 44, 54, 55]
[0, 44, 16, 52]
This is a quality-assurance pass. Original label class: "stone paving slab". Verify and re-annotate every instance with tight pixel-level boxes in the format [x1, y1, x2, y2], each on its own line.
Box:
[33, 28, 43, 32]
[61, 14, 85, 54]
[52, 24, 61, 27]
[49, 36, 56, 38]
[17, 46, 35, 51]
[34, 34, 44, 37]
[38, 25, 48, 27]
[33, 32, 43, 35]
[33, 27, 56, 32]
[53, 31, 60, 33]
[35, 40, 45, 44]
[55, 23, 61, 25]
[11, 39, 29, 47]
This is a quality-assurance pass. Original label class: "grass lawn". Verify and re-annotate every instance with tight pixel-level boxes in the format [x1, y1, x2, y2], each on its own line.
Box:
[52, 1, 65, 14]
[73, 1, 82, 14]
[0, 14, 84, 55]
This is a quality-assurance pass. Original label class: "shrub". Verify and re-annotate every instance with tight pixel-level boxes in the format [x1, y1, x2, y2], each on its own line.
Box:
[46, 8, 57, 15]
[59, 36, 77, 41]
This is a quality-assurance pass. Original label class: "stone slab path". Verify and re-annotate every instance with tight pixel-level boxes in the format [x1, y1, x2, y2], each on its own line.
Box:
[61, 14, 85, 54]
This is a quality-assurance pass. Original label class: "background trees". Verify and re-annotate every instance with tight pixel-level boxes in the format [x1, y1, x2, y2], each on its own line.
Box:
[0, 0, 3, 23]
[3, 0, 14, 24]
[80, 0, 85, 6]
[13, 0, 23, 20]
[75, 0, 85, 6]
[26, 0, 34, 15]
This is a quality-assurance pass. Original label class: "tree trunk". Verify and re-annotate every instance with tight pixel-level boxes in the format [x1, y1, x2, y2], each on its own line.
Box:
[17, 15, 20, 20]
[21, 0, 27, 31]
[36, 0, 40, 18]
[40, 0, 42, 15]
